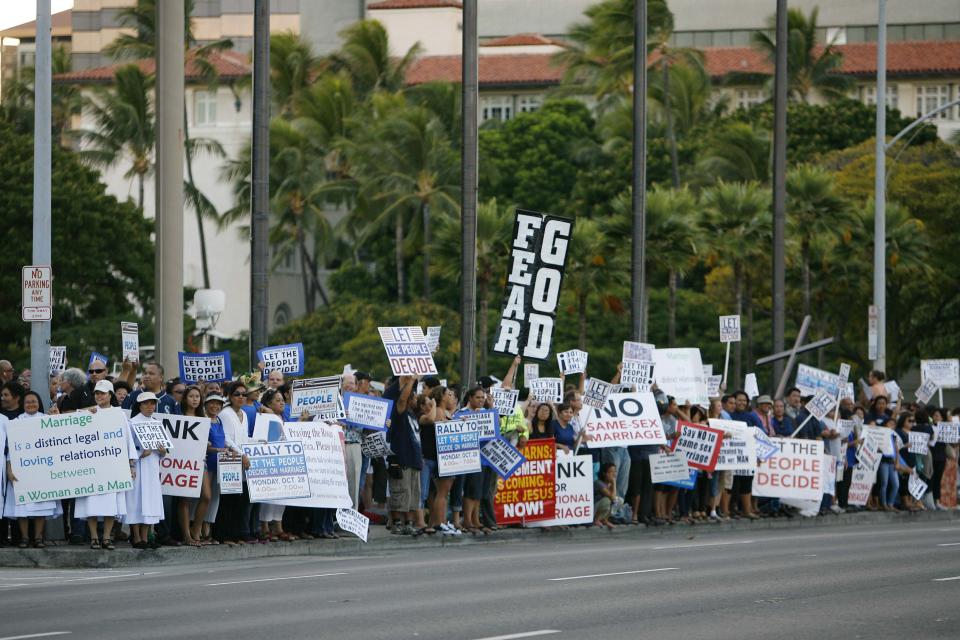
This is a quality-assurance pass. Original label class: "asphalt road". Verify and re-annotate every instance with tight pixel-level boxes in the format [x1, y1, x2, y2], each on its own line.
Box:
[1, 519, 959, 640]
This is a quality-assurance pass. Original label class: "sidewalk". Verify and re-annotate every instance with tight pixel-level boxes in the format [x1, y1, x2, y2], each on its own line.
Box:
[3, 509, 958, 569]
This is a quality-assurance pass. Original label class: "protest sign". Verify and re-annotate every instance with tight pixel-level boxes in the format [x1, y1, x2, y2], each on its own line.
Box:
[795, 364, 842, 398]
[934, 422, 960, 444]
[378, 326, 438, 376]
[121, 321, 139, 362]
[524, 363, 539, 387]
[436, 420, 482, 477]
[847, 466, 875, 506]
[753, 428, 781, 462]
[252, 414, 283, 443]
[921, 359, 960, 389]
[744, 373, 759, 399]
[908, 431, 930, 455]
[719, 315, 741, 343]
[130, 419, 173, 451]
[837, 362, 852, 390]
[257, 343, 305, 376]
[242, 440, 311, 502]
[217, 454, 243, 494]
[862, 425, 895, 456]
[492, 209, 573, 360]
[703, 364, 713, 377]
[178, 351, 232, 384]
[652, 348, 709, 407]
[706, 375, 723, 398]
[271, 422, 352, 509]
[754, 438, 824, 501]
[453, 409, 500, 441]
[480, 437, 526, 479]
[491, 387, 520, 417]
[709, 419, 757, 471]
[290, 376, 344, 420]
[49, 345, 66, 376]
[623, 341, 655, 363]
[582, 377, 613, 410]
[856, 437, 881, 473]
[915, 378, 938, 405]
[343, 392, 392, 431]
[336, 507, 370, 542]
[557, 349, 588, 375]
[425, 326, 442, 353]
[836, 419, 857, 440]
[361, 431, 392, 459]
[822, 454, 837, 495]
[908, 473, 928, 501]
[89, 352, 108, 369]
[495, 438, 556, 524]
[530, 377, 562, 404]
[6, 411, 132, 505]
[671, 421, 723, 471]
[621, 360, 655, 391]
[579, 392, 667, 448]
[650, 453, 692, 484]
[530, 452, 593, 527]
[805, 390, 836, 421]
[662, 469, 698, 490]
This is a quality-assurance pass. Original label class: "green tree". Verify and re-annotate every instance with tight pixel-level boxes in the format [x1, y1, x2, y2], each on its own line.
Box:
[270, 31, 323, 117]
[1, 44, 82, 141]
[328, 20, 422, 99]
[696, 121, 771, 184]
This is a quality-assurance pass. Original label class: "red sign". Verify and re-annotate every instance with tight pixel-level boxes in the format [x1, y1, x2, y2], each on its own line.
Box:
[494, 438, 556, 524]
[671, 421, 724, 471]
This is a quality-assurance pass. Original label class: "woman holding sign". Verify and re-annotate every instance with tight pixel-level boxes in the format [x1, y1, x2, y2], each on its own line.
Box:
[177, 386, 213, 547]
[126, 393, 168, 549]
[74, 381, 138, 550]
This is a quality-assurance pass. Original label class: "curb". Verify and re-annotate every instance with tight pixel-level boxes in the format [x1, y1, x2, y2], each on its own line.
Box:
[3, 509, 958, 569]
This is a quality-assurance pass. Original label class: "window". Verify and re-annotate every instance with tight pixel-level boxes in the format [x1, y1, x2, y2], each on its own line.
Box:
[736, 89, 765, 110]
[862, 84, 898, 110]
[193, 90, 217, 126]
[916, 85, 953, 120]
[480, 95, 512, 123]
[273, 303, 292, 328]
[517, 95, 542, 114]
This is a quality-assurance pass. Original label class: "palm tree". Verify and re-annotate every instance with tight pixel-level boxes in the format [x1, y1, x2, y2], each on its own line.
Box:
[701, 181, 772, 383]
[696, 121, 771, 184]
[328, 20, 422, 99]
[2, 44, 83, 141]
[431, 199, 514, 375]
[75, 65, 155, 211]
[751, 7, 853, 103]
[270, 31, 323, 117]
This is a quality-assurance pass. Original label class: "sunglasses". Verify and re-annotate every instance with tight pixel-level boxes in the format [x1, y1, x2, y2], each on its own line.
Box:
[232, 391, 245, 397]
[88, 368, 106, 374]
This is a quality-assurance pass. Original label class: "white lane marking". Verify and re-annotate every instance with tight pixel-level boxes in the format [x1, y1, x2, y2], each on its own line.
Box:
[937, 543, 960, 547]
[933, 575, 960, 582]
[207, 572, 348, 586]
[0, 633, 72, 640]
[2, 573, 160, 588]
[548, 568, 678, 582]
[470, 631, 561, 640]
[654, 540, 755, 550]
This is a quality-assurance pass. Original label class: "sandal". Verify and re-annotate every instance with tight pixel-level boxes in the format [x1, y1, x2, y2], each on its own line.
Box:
[17, 540, 28, 549]
[90, 539, 101, 550]
[101, 539, 116, 551]
[33, 538, 46, 549]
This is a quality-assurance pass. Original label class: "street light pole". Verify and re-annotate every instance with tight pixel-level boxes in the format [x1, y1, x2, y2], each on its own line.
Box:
[771, 0, 788, 394]
[460, 0, 478, 385]
[631, 0, 647, 342]
[873, 0, 887, 372]
[30, 0, 51, 399]
[251, 0, 270, 365]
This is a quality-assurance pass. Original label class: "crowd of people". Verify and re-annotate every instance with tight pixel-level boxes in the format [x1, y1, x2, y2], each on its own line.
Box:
[0, 354, 957, 551]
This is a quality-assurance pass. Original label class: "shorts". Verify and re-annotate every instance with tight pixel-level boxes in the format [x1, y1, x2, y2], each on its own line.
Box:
[732, 474, 754, 494]
[387, 467, 421, 512]
[463, 471, 484, 500]
[720, 470, 734, 491]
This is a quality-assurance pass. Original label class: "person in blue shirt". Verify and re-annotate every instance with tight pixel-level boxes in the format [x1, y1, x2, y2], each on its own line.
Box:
[385, 376, 424, 535]
[771, 399, 796, 436]
[122, 361, 179, 416]
[554, 402, 579, 453]
[730, 391, 764, 430]
[720, 394, 735, 420]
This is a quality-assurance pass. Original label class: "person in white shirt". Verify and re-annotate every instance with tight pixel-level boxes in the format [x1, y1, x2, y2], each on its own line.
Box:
[126, 392, 168, 549]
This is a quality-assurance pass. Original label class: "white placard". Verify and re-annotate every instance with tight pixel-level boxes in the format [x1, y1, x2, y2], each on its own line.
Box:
[557, 349, 588, 375]
[921, 359, 960, 389]
[908, 431, 930, 455]
[361, 431, 392, 459]
[269, 422, 352, 509]
[753, 438, 825, 501]
[343, 392, 392, 431]
[822, 454, 837, 496]
[719, 315, 741, 343]
[709, 419, 757, 471]
[623, 341, 655, 363]
[579, 392, 667, 448]
[805, 390, 836, 421]
[480, 437, 526, 479]
[217, 454, 243, 494]
[934, 422, 960, 444]
[621, 360, 654, 391]
[49, 346, 66, 376]
[650, 453, 692, 484]
[837, 363, 852, 389]
[582, 378, 613, 409]
[744, 373, 759, 399]
[336, 507, 370, 542]
[848, 465, 875, 506]
[425, 326, 442, 353]
[121, 321, 139, 362]
[131, 419, 173, 451]
[378, 326, 438, 376]
[915, 378, 938, 405]
[524, 363, 539, 387]
[653, 348, 709, 407]
[491, 387, 520, 417]
[290, 376, 344, 420]
[154, 411, 212, 499]
[530, 453, 594, 527]
[706, 375, 723, 398]
[436, 419, 482, 477]
[908, 473, 928, 501]
[529, 377, 562, 404]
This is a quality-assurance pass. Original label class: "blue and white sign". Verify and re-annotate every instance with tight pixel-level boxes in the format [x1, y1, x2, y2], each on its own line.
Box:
[662, 469, 699, 490]
[453, 408, 500, 441]
[480, 437, 526, 479]
[436, 420, 482, 477]
[257, 342, 305, 376]
[121, 322, 139, 362]
[753, 427, 781, 462]
[290, 376, 344, 420]
[88, 351, 108, 370]
[178, 351, 232, 383]
[241, 440, 311, 502]
[343, 392, 393, 431]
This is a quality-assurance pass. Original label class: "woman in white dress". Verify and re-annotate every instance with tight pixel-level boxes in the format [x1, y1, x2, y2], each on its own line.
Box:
[74, 380, 137, 550]
[256, 389, 290, 541]
[126, 392, 168, 549]
[4, 391, 62, 549]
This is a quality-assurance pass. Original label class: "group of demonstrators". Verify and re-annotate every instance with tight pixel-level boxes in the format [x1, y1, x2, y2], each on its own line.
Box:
[0, 330, 958, 551]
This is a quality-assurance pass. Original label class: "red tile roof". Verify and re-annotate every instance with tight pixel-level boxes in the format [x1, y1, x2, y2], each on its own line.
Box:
[368, 0, 462, 9]
[481, 33, 565, 47]
[53, 50, 250, 84]
[406, 53, 565, 87]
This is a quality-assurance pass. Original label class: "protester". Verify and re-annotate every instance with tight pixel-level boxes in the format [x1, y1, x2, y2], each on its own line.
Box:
[175, 385, 213, 546]
[201, 393, 227, 544]
[0, 381, 24, 420]
[256, 388, 290, 541]
[594, 462, 618, 530]
[216, 381, 253, 545]
[385, 376, 424, 536]
[126, 393, 168, 549]
[0, 360, 14, 383]
[123, 362, 178, 415]
[458, 385, 487, 534]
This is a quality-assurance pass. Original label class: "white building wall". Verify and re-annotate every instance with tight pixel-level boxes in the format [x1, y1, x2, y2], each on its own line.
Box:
[369, 7, 462, 56]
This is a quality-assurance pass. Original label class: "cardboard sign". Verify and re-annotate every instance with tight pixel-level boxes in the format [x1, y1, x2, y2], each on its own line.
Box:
[582, 378, 612, 410]
[650, 453, 692, 484]
[671, 421, 723, 471]
[719, 315, 741, 343]
[524, 363, 539, 387]
[343, 392, 392, 431]
[706, 375, 723, 398]
[242, 440, 311, 502]
[257, 342, 305, 376]
[361, 431, 392, 459]
[529, 377, 562, 404]
[623, 341, 655, 363]
[178, 351, 232, 384]
[579, 392, 667, 448]
[121, 321, 139, 362]
[652, 348, 709, 407]
[494, 438, 556, 524]
[290, 376, 344, 420]
[425, 326, 442, 353]
[837, 363, 852, 389]
[934, 422, 960, 444]
[49, 346, 66, 376]
[921, 359, 960, 389]
[621, 360, 654, 391]
[744, 373, 759, 399]
[491, 387, 520, 417]
[908, 473, 928, 501]
[754, 438, 825, 501]
[847, 466, 875, 507]
[805, 390, 836, 421]
[265, 423, 351, 508]
[336, 507, 370, 542]
[217, 454, 243, 494]
[492, 209, 574, 360]
[795, 364, 842, 398]
[530, 452, 593, 527]
[915, 378, 938, 405]
[436, 420, 482, 477]
[378, 326, 438, 376]
[709, 419, 757, 471]
[557, 349, 588, 375]
[6, 411, 133, 504]
[480, 437, 526, 479]
[131, 419, 174, 451]
[908, 431, 930, 455]
[453, 409, 501, 442]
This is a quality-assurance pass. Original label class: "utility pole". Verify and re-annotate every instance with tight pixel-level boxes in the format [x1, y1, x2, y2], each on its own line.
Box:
[771, 0, 788, 393]
[631, 0, 647, 342]
[873, 0, 887, 372]
[155, 0, 185, 372]
[30, 0, 51, 399]
[460, 0, 478, 386]
[251, 0, 270, 364]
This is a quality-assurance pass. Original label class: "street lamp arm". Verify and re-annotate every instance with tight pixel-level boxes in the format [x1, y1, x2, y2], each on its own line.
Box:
[885, 98, 960, 151]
